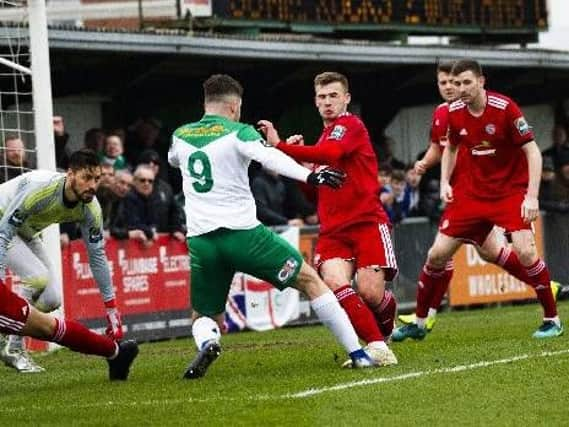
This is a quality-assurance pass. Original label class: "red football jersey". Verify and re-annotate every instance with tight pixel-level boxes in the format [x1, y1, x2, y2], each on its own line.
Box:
[430, 102, 467, 188]
[276, 112, 389, 234]
[447, 91, 534, 200]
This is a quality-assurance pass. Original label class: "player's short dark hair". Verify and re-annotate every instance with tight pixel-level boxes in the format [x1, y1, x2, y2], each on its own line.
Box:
[451, 59, 483, 77]
[436, 62, 454, 74]
[391, 169, 406, 182]
[68, 148, 100, 171]
[314, 72, 349, 92]
[203, 74, 243, 103]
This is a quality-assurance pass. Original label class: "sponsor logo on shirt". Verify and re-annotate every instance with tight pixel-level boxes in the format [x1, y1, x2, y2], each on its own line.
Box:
[515, 117, 531, 136]
[485, 124, 496, 135]
[328, 125, 346, 140]
[471, 141, 496, 156]
[8, 209, 25, 228]
[88, 227, 103, 244]
[277, 257, 299, 283]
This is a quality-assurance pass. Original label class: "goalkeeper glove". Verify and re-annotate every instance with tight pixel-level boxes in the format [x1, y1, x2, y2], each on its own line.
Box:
[307, 167, 346, 189]
[104, 299, 124, 340]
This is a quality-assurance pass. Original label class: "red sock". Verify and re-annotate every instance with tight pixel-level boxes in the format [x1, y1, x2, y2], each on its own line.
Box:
[495, 248, 529, 283]
[334, 285, 383, 342]
[525, 259, 557, 318]
[370, 290, 397, 338]
[416, 264, 446, 318]
[429, 261, 454, 312]
[51, 318, 117, 358]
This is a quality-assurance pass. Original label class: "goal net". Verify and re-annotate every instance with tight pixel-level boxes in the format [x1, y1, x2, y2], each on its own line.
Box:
[0, 0, 61, 352]
[0, 1, 36, 182]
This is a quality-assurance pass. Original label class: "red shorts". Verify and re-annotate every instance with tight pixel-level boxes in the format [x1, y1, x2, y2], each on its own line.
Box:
[314, 222, 398, 281]
[439, 193, 531, 246]
[0, 282, 30, 335]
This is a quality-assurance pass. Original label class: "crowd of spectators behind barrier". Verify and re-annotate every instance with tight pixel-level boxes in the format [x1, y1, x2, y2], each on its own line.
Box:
[1, 115, 569, 244]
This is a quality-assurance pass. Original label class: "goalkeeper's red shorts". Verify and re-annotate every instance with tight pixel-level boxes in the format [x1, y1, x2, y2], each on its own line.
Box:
[439, 193, 532, 246]
[0, 282, 30, 334]
[314, 221, 398, 281]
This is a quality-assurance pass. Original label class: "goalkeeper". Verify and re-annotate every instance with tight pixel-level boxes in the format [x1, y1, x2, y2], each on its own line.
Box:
[0, 149, 124, 373]
[169, 74, 377, 379]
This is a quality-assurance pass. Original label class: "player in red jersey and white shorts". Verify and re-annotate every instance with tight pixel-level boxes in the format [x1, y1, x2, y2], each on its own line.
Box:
[0, 280, 138, 380]
[397, 59, 561, 340]
[395, 63, 556, 340]
[259, 72, 398, 367]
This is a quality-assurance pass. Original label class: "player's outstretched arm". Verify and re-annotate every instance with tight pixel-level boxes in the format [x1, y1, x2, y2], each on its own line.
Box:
[238, 136, 345, 189]
[257, 119, 343, 164]
[79, 205, 124, 340]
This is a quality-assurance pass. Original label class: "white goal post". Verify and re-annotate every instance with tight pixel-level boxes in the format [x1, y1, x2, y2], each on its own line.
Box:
[0, 0, 63, 323]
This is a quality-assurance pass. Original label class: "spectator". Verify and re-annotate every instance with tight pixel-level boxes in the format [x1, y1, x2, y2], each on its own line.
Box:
[53, 115, 72, 170]
[96, 164, 116, 223]
[384, 169, 407, 224]
[282, 177, 318, 225]
[543, 123, 569, 170]
[540, 151, 569, 213]
[100, 133, 129, 171]
[124, 165, 185, 247]
[0, 136, 31, 183]
[137, 149, 170, 195]
[137, 149, 186, 237]
[377, 162, 393, 209]
[251, 168, 304, 227]
[106, 169, 133, 240]
[83, 128, 105, 154]
[123, 165, 157, 247]
[404, 165, 423, 217]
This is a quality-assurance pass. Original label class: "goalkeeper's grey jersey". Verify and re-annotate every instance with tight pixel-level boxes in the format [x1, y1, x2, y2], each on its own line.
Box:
[169, 114, 311, 237]
[0, 170, 114, 302]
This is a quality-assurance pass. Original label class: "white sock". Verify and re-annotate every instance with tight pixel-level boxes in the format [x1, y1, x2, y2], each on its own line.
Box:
[544, 316, 561, 327]
[311, 290, 361, 354]
[416, 317, 427, 329]
[191, 317, 221, 350]
[428, 308, 437, 318]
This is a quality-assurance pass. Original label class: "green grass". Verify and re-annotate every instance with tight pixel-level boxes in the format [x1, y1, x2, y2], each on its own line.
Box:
[1, 302, 568, 426]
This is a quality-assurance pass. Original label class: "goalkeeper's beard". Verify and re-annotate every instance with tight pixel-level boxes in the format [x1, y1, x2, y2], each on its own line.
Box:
[71, 180, 96, 203]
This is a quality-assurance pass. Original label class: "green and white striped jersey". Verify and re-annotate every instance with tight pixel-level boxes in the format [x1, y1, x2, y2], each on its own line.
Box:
[0, 170, 114, 301]
[169, 114, 311, 236]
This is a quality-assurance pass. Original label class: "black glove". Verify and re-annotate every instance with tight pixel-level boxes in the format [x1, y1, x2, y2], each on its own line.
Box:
[307, 167, 346, 189]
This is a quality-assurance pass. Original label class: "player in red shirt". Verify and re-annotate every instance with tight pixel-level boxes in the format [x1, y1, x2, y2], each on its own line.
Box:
[395, 62, 553, 340]
[400, 59, 562, 340]
[258, 72, 398, 367]
[0, 280, 138, 380]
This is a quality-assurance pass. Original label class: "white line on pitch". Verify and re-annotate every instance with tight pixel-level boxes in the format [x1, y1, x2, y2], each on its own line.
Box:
[286, 349, 569, 398]
[0, 348, 567, 414]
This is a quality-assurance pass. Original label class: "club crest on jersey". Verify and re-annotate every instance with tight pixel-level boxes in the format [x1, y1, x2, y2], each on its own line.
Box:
[328, 125, 346, 140]
[515, 117, 531, 136]
[277, 257, 299, 283]
[471, 141, 496, 156]
[485, 124, 496, 135]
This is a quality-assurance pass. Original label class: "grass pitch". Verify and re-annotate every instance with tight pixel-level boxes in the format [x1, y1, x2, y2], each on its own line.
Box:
[1, 302, 568, 426]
